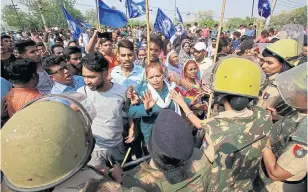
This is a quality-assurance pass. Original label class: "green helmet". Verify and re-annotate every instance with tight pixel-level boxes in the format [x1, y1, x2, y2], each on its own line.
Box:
[264, 39, 300, 67]
[1, 97, 94, 191]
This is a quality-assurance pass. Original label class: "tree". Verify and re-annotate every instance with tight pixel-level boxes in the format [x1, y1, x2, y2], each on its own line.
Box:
[3, 0, 85, 30]
[194, 10, 218, 28]
[1, 5, 40, 30]
[84, 9, 97, 27]
[270, 6, 307, 29]
[224, 17, 257, 31]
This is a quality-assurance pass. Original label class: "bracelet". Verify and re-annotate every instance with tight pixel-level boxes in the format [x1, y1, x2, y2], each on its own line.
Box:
[186, 111, 193, 117]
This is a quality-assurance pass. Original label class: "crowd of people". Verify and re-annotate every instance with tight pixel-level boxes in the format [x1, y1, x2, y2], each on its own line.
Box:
[0, 21, 307, 192]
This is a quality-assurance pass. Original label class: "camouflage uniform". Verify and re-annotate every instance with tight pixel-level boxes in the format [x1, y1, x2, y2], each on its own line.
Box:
[52, 166, 146, 192]
[122, 148, 211, 192]
[254, 113, 307, 192]
[201, 106, 273, 192]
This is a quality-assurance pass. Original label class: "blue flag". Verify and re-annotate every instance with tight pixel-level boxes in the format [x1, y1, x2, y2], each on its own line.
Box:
[258, 0, 271, 18]
[62, 6, 82, 40]
[176, 7, 183, 24]
[75, 18, 92, 29]
[98, 0, 128, 28]
[127, 0, 146, 18]
[154, 8, 176, 39]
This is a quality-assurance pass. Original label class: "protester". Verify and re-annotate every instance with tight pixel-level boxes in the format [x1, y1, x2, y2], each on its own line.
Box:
[178, 40, 194, 65]
[193, 42, 213, 77]
[255, 30, 270, 43]
[42, 55, 85, 94]
[5, 59, 41, 117]
[165, 50, 182, 84]
[1, 40, 15, 80]
[110, 40, 144, 88]
[36, 42, 49, 58]
[15, 39, 54, 95]
[77, 52, 128, 169]
[63, 46, 83, 75]
[86, 31, 119, 71]
[237, 24, 246, 37]
[51, 44, 64, 56]
[245, 23, 256, 38]
[231, 31, 242, 51]
[211, 24, 218, 39]
[128, 62, 193, 144]
[175, 60, 204, 106]
[1, 34, 13, 52]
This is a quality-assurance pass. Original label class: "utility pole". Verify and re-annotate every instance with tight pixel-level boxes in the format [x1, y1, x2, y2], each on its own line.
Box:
[174, 0, 177, 22]
[264, 0, 278, 29]
[37, 0, 48, 30]
[251, 0, 255, 20]
[10, 0, 23, 30]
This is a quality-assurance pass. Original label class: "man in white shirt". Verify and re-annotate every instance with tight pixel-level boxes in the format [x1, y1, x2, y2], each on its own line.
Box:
[237, 24, 246, 37]
[77, 52, 127, 169]
[193, 42, 213, 77]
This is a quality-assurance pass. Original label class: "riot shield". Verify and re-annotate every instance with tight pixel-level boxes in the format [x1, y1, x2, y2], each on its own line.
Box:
[275, 62, 307, 110]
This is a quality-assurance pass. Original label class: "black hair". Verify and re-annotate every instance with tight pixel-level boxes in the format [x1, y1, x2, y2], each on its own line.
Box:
[268, 28, 274, 34]
[63, 46, 81, 60]
[194, 22, 198, 26]
[262, 48, 285, 64]
[233, 31, 241, 38]
[150, 36, 163, 50]
[261, 30, 269, 36]
[81, 52, 109, 72]
[36, 42, 44, 47]
[54, 36, 63, 42]
[42, 55, 66, 74]
[196, 29, 202, 34]
[118, 39, 134, 51]
[15, 40, 36, 54]
[249, 23, 253, 26]
[218, 38, 230, 53]
[6, 59, 37, 84]
[51, 44, 64, 55]
[1, 34, 11, 41]
[67, 40, 78, 47]
[214, 24, 218, 27]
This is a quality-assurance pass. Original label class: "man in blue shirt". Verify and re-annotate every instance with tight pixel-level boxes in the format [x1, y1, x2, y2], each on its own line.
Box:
[110, 40, 145, 89]
[231, 31, 242, 52]
[245, 23, 256, 38]
[42, 55, 85, 94]
[211, 24, 219, 39]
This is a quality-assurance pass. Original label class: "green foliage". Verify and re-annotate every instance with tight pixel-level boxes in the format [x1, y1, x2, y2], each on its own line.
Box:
[224, 17, 256, 31]
[270, 6, 307, 29]
[84, 8, 97, 27]
[194, 10, 219, 28]
[127, 19, 146, 27]
[2, 0, 84, 30]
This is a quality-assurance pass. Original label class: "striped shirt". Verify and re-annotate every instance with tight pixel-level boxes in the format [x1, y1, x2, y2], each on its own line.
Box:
[36, 70, 54, 95]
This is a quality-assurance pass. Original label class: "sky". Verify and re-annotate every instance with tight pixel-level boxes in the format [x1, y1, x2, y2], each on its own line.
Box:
[1, 0, 307, 22]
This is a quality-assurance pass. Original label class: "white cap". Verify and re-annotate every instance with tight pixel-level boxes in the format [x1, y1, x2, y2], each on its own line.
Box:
[194, 42, 207, 51]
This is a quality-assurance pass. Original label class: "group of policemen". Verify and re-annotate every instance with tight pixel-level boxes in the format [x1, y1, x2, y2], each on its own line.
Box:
[1, 30, 307, 191]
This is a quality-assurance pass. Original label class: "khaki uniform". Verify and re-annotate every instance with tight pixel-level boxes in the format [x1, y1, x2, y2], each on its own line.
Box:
[257, 114, 308, 192]
[258, 74, 281, 109]
[123, 148, 211, 192]
[201, 106, 273, 191]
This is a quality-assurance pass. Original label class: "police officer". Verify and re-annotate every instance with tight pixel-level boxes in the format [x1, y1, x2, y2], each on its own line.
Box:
[258, 63, 307, 192]
[1, 95, 145, 192]
[258, 39, 300, 116]
[170, 56, 273, 191]
[123, 109, 211, 191]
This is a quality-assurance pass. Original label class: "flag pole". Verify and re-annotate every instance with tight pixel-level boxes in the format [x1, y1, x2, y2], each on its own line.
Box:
[96, 0, 101, 30]
[145, 0, 150, 66]
[206, 0, 227, 119]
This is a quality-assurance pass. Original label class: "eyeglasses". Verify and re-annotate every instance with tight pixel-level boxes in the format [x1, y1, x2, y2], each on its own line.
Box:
[50, 65, 72, 75]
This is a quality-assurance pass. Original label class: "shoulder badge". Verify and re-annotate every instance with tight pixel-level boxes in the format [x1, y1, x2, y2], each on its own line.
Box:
[263, 92, 270, 99]
[293, 144, 307, 158]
